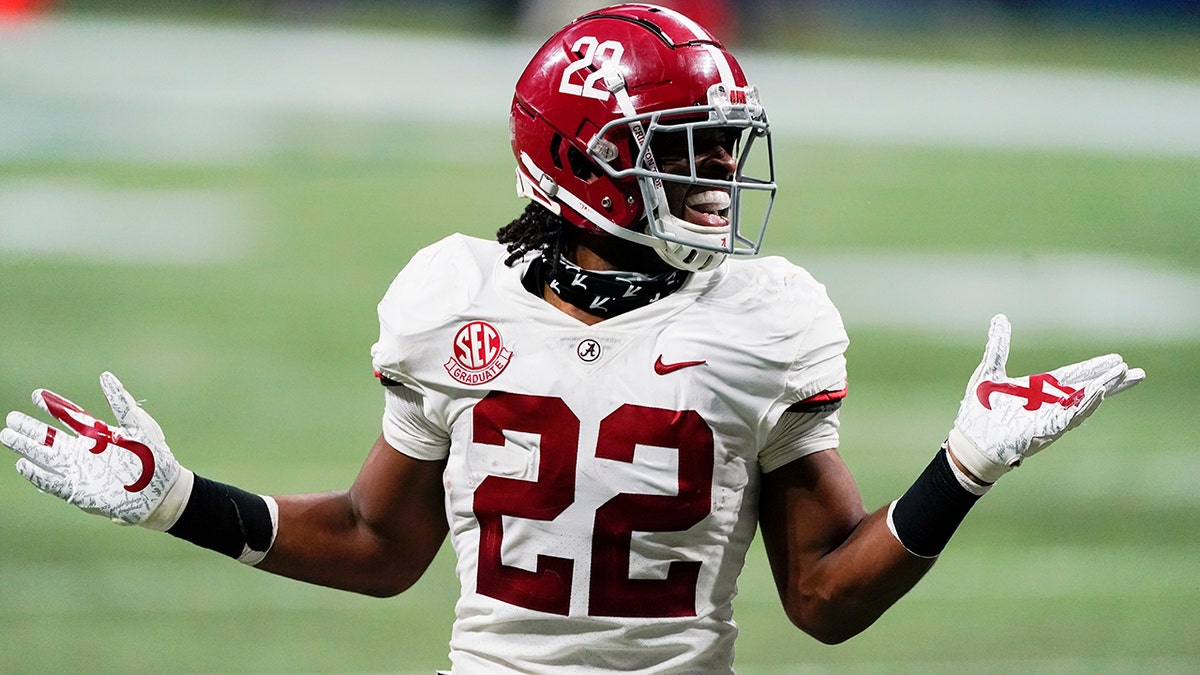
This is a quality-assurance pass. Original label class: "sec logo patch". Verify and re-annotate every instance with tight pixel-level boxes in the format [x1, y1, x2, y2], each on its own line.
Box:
[445, 321, 513, 385]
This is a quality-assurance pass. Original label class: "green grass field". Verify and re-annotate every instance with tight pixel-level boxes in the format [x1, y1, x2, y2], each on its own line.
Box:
[2, 14, 1199, 675]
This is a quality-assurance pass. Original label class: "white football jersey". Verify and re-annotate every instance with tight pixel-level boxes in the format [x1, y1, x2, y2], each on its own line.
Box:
[371, 235, 848, 674]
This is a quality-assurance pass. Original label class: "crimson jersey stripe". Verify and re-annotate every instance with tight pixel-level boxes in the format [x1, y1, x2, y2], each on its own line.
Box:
[374, 370, 403, 387]
[785, 387, 848, 413]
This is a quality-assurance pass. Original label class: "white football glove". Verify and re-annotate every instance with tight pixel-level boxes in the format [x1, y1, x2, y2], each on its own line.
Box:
[948, 314, 1145, 484]
[1, 371, 193, 530]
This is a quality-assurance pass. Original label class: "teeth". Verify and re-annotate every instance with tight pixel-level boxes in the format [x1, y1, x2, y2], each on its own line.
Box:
[685, 190, 730, 213]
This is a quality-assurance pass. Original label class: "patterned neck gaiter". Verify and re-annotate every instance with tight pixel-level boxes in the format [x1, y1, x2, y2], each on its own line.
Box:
[523, 249, 689, 318]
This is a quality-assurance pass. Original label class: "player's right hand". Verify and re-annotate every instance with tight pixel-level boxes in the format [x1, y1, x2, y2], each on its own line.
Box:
[1, 371, 192, 530]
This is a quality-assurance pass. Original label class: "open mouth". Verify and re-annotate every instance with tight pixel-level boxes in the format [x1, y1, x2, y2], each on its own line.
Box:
[683, 190, 731, 231]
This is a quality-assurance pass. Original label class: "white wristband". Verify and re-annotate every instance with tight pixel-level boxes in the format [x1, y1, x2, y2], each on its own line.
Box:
[138, 468, 195, 531]
[943, 443, 992, 497]
[947, 427, 1012, 484]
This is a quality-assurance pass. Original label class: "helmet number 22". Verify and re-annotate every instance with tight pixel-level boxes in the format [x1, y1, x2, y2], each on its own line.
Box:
[472, 391, 714, 618]
[558, 36, 625, 101]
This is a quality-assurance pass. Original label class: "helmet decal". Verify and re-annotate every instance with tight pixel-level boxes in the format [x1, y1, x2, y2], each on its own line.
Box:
[557, 37, 625, 101]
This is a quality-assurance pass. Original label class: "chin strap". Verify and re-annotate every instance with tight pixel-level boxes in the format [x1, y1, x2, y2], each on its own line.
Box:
[518, 147, 726, 274]
[517, 151, 661, 251]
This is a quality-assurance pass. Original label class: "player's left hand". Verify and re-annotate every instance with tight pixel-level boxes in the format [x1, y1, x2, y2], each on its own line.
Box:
[948, 314, 1145, 484]
[1, 371, 190, 529]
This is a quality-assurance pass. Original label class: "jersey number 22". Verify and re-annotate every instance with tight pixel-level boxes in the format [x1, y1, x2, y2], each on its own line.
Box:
[472, 391, 714, 618]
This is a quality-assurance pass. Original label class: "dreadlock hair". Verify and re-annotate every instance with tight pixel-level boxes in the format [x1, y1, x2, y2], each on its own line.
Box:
[496, 202, 568, 266]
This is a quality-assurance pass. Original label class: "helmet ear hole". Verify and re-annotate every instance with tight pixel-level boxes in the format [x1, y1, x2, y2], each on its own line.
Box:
[566, 145, 599, 183]
[549, 134, 565, 171]
[550, 134, 598, 182]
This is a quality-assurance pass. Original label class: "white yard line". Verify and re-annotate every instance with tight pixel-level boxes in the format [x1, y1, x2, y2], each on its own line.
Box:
[792, 251, 1200, 341]
[1, 18, 1197, 337]
[3, 543, 1196, 617]
[0, 180, 260, 264]
[1, 17, 1198, 158]
[754, 54, 1200, 157]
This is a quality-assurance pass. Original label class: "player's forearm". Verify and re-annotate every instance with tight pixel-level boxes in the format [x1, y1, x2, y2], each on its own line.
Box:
[787, 446, 988, 642]
[784, 508, 934, 644]
[166, 436, 447, 595]
[760, 451, 937, 644]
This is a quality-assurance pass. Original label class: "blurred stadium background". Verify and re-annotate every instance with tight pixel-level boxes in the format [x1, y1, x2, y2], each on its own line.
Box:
[1, 1, 1197, 673]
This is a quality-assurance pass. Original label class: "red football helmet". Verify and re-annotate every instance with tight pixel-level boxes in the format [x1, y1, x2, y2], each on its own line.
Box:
[511, 3, 776, 272]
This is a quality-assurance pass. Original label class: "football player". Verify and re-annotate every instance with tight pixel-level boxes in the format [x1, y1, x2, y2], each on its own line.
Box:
[1, 4, 1143, 673]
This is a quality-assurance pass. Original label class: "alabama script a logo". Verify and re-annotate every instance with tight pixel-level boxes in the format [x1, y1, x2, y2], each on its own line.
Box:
[445, 321, 513, 386]
[40, 390, 156, 492]
[976, 373, 1084, 411]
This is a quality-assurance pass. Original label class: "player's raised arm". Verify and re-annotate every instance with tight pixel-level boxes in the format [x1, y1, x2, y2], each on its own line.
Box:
[759, 314, 1144, 644]
[1, 372, 447, 596]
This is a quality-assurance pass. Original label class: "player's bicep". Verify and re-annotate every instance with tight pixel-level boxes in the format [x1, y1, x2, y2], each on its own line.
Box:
[758, 449, 868, 593]
[260, 434, 446, 596]
[350, 433, 448, 548]
[351, 385, 450, 566]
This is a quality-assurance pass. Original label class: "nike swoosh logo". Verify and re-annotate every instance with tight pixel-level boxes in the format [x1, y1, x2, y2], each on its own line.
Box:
[654, 355, 707, 375]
